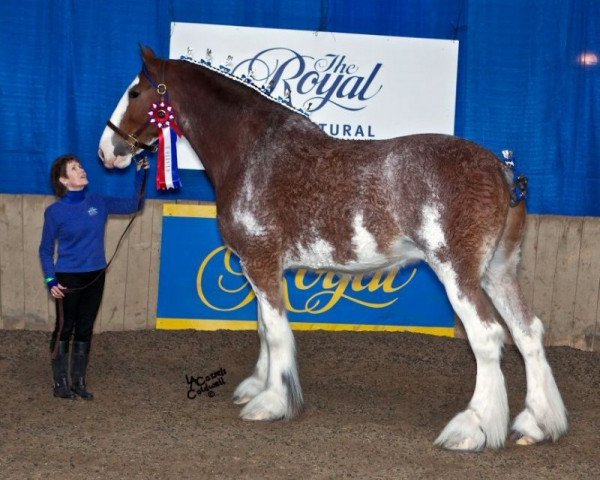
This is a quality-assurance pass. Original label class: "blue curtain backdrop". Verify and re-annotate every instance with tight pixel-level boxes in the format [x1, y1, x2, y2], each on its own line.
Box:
[0, 0, 598, 215]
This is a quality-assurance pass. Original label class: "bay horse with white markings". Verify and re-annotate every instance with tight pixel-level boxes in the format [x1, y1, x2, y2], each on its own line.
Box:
[98, 47, 567, 451]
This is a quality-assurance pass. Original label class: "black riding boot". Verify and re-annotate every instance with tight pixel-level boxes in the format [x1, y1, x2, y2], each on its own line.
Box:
[51, 340, 76, 399]
[70, 341, 94, 400]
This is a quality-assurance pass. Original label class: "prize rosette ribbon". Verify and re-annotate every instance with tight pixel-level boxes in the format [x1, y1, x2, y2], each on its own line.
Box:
[148, 101, 183, 190]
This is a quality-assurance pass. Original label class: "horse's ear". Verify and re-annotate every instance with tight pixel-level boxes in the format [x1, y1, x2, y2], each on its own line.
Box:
[139, 45, 157, 63]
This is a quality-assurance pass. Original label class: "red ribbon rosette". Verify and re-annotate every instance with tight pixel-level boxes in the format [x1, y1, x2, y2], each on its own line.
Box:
[148, 101, 181, 133]
[147, 101, 183, 190]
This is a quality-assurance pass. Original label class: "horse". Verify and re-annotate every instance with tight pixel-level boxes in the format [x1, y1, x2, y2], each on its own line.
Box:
[98, 47, 567, 451]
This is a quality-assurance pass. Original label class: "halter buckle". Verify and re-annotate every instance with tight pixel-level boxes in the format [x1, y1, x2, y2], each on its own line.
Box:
[127, 134, 140, 152]
[157, 83, 167, 95]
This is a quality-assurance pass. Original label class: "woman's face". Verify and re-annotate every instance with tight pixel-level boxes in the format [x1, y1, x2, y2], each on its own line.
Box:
[60, 160, 89, 191]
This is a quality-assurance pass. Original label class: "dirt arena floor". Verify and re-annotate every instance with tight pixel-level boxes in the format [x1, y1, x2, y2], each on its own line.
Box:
[0, 329, 598, 479]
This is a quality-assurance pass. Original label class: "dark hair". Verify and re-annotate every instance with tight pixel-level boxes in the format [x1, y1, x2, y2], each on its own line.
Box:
[50, 154, 80, 197]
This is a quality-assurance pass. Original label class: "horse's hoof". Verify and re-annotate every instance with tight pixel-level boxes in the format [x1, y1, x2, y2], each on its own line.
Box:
[512, 406, 567, 445]
[240, 408, 281, 421]
[434, 409, 504, 452]
[233, 376, 265, 406]
[239, 390, 287, 421]
[510, 429, 548, 446]
[440, 437, 483, 452]
[515, 435, 538, 446]
[232, 395, 251, 406]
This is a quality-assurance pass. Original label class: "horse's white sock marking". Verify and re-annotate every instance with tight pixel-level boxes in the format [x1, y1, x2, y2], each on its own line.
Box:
[432, 262, 508, 451]
[510, 317, 567, 442]
[483, 251, 567, 444]
[240, 293, 302, 421]
[233, 315, 268, 405]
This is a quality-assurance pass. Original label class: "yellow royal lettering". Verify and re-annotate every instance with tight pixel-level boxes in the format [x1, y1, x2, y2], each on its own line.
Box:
[196, 246, 255, 311]
[294, 269, 324, 290]
[197, 246, 420, 314]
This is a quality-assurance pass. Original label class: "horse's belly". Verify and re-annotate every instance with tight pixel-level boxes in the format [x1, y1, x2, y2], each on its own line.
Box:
[284, 235, 425, 273]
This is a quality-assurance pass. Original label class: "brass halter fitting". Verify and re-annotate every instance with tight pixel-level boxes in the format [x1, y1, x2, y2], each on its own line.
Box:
[128, 134, 141, 153]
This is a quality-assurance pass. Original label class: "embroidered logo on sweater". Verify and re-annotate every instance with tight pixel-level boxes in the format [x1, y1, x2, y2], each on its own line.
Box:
[87, 207, 99, 216]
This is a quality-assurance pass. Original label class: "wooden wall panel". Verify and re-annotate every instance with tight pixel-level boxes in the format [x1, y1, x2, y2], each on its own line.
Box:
[572, 219, 600, 350]
[123, 203, 154, 330]
[0, 195, 25, 329]
[547, 218, 583, 346]
[519, 214, 539, 307]
[1, 195, 599, 351]
[596, 286, 600, 352]
[146, 201, 164, 329]
[0, 195, 5, 329]
[532, 216, 562, 334]
[22, 195, 53, 330]
[97, 216, 130, 332]
[0, 196, 4, 329]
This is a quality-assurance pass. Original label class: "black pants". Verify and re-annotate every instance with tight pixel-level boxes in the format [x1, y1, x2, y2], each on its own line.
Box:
[51, 270, 105, 346]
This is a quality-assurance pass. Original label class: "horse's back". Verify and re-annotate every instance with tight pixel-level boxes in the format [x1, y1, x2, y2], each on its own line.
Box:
[269, 130, 512, 232]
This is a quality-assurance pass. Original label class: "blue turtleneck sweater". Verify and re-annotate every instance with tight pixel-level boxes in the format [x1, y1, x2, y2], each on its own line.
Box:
[39, 170, 145, 280]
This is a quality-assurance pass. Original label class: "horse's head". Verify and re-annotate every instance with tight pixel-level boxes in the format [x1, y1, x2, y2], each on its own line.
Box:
[98, 47, 164, 169]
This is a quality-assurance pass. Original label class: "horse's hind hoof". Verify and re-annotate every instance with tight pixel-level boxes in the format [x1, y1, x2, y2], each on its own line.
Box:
[511, 407, 565, 446]
[510, 430, 548, 446]
[515, 435, 538, 446]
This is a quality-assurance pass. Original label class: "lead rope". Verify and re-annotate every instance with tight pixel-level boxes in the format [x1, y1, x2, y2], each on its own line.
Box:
[51, 161, 148, 360]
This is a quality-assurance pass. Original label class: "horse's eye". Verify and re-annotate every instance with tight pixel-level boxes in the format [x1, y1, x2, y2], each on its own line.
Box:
[128, 90, 140, 99]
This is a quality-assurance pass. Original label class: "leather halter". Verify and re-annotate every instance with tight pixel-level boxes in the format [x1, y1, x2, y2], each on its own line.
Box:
[105, 61, 168, 154]
[106, 120, 157, 153]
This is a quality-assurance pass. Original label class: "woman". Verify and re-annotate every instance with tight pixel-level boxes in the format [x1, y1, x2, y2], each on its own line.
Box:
[39, 154, 149, 399]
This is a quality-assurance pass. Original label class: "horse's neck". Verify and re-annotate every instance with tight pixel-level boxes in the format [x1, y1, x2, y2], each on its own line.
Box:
[169, 65, 285, 192]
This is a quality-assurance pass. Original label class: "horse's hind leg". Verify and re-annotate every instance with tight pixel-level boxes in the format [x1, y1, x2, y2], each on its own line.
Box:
[429, 256, 509, 451]
[237, 260, 303, 421]
[232, 310, 268, 405]
[482, 213, 567, 444]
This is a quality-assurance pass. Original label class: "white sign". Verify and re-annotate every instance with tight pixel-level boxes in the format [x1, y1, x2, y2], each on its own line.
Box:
[170, 22, 458, 170]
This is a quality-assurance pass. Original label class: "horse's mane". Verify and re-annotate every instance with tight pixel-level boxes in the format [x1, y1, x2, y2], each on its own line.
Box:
[176, 55, 314, 121]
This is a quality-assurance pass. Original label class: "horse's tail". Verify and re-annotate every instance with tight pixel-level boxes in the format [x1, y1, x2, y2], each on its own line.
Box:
[499, 150, 528, 208]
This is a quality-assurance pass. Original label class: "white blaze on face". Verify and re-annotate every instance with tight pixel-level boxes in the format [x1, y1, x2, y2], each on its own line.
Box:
[98, 76, 140, 169]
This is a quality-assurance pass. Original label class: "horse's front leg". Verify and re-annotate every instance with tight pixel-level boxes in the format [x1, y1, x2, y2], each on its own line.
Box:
[237, 261, 303, 421]
[233, 309, 268, 405]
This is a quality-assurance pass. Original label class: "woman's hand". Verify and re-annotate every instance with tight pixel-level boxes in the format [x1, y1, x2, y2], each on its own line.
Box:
[136, 157, 150, 171]
[50, 284, 67, 299]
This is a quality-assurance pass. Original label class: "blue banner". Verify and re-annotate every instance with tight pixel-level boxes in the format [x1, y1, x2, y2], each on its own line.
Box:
[157, 204, 455, 336]
[2, 0, 598, 216]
